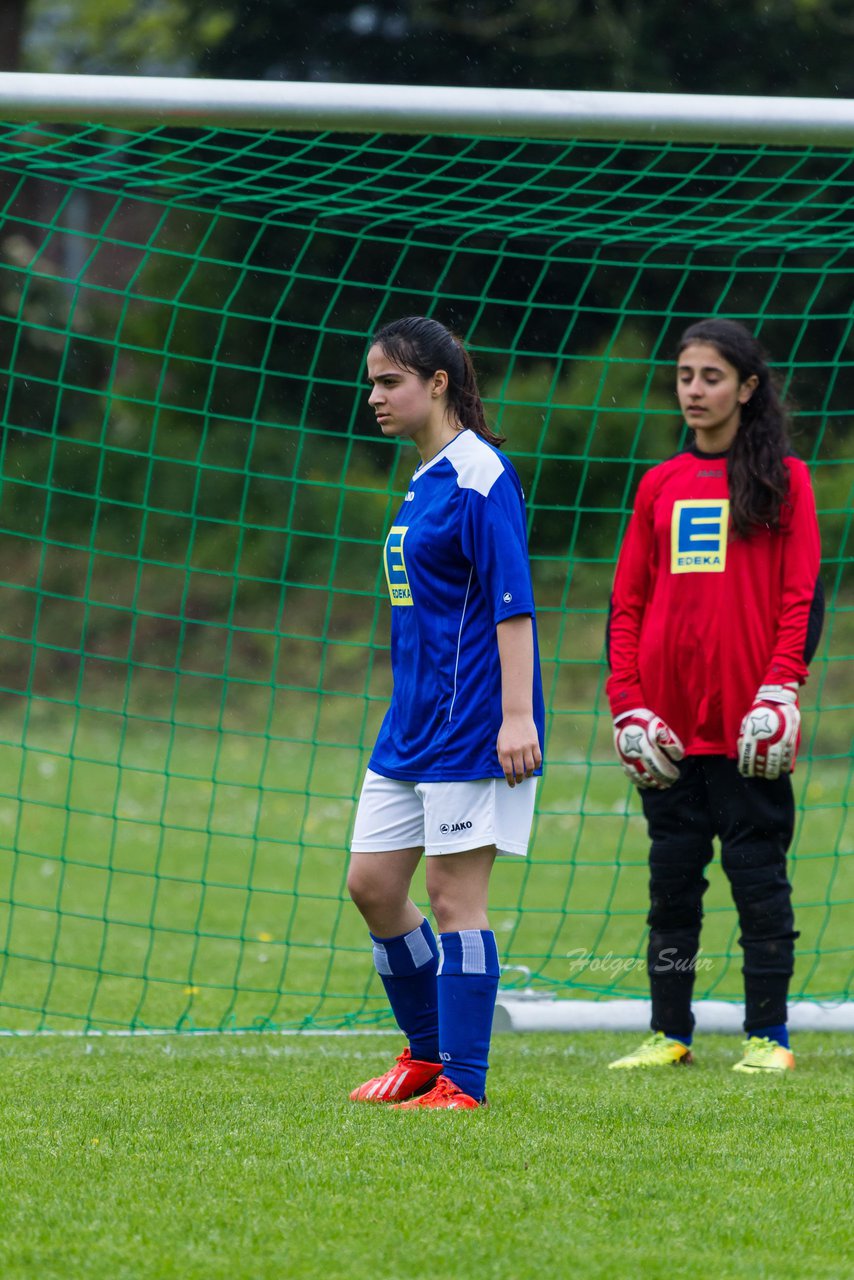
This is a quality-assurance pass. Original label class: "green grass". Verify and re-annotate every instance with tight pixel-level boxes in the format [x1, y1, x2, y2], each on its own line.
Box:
[2, 1031, 852, 1280]
[0, 696, 851, 1031]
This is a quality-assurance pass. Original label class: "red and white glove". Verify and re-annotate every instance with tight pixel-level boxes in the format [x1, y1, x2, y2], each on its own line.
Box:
[737, 683, 800, 779]
[613, 709, 685, 790]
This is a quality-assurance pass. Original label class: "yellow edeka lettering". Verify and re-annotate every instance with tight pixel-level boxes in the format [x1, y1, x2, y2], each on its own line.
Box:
[383, 525, 413, 605]
[670, 499, 729, 575]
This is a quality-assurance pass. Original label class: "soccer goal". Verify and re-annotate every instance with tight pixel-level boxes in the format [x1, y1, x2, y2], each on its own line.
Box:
[0, 75, 850, 1034]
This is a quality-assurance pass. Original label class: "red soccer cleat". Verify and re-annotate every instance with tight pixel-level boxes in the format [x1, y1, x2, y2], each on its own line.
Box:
[349, 1047, 441, 1103]
[391, 1075, 485, 1110]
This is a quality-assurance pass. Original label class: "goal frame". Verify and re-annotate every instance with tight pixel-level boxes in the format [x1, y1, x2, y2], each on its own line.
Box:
[0, 71, 850, 1033]
[0, 71, 854, 145]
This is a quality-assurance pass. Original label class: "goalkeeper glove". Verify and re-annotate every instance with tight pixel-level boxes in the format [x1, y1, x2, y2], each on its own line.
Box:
[613, 708, 685, 790]
[736, 683, 800, 779]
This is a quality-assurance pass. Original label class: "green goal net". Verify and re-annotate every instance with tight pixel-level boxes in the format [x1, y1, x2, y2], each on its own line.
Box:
[0, 118, 850, 1032]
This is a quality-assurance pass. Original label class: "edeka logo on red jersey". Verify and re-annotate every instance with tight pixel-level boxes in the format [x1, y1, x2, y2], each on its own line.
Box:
[670, 499, 729, 574]
[383, 526, 413, 605]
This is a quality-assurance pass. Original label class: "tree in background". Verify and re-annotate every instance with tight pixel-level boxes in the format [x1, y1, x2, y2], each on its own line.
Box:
[20, 0, 854, 97]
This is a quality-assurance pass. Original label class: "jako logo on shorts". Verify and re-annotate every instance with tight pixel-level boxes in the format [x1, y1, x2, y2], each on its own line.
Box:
[670, 499, 729, 574]
[439, 821, 474, 834]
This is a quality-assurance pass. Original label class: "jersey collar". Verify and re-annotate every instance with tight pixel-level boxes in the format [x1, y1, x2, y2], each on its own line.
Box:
[412, 428, 469, 480]
[687, 441, 731, 461]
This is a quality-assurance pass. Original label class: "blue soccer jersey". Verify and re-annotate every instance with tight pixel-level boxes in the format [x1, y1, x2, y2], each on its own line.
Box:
[369, 430, 545, 782]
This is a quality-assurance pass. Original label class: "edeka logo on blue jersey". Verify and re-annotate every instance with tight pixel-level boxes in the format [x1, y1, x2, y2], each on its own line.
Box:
[383, 525, 413, 605]
[670, 499, 729, 574]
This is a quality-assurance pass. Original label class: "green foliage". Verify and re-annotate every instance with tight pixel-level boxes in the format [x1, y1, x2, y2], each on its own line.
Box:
[21, 0, 854, 95]
[491, 328, 681, 565]
[24, 0, 234, 75]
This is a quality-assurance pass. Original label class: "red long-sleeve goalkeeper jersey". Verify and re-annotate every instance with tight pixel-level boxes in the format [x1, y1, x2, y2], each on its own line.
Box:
[606, 446, 823, 757]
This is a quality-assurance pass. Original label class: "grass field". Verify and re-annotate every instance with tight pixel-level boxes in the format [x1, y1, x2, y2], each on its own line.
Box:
[2, 1030, 852, 1280]
[0, 692, 851, 1032]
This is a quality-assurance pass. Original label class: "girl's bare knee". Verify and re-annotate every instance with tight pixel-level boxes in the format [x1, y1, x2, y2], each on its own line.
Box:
[347, 864, 382, 913]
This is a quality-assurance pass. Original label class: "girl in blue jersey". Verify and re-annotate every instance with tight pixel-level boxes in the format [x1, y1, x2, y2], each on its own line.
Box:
[347, 316, 544, 1109]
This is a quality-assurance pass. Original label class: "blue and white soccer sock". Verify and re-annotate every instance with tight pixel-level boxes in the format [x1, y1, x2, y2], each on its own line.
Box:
[437, 929, 500, 1102]
[370, 918, 440, 1063]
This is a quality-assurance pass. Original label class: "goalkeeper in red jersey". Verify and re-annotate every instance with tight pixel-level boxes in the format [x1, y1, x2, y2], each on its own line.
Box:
[606, 318, 823, 1073]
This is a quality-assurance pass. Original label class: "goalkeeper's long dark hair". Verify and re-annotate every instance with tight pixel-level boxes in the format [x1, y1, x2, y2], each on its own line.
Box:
[371, 316, 505, 447]
[678, 318, 791, 538]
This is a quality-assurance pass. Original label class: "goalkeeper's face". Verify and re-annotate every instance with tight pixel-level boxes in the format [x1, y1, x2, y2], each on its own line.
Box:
[367, 345, 447, 441]
[677, 341, 758, 447]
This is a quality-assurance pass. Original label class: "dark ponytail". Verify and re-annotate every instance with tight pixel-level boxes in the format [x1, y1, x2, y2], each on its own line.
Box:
[370, 316, 505, 447]
[678, 318, 791, 537]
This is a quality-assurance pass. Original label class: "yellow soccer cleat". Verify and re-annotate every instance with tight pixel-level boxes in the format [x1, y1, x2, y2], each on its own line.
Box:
[608, 1031, 694, 1069]
[732, 1037, 795, 1073]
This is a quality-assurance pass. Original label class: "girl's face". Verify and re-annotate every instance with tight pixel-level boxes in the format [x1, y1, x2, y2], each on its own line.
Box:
[366, 344, 446, 440]
[676, 341, 758, 444]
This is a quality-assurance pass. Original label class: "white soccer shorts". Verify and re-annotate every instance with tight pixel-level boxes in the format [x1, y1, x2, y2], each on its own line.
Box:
[350, 768, 537, 857]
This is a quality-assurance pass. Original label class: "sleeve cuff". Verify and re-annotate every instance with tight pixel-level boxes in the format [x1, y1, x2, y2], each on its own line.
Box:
[607, 681, 646, 717]
[494, 603, 535, 625]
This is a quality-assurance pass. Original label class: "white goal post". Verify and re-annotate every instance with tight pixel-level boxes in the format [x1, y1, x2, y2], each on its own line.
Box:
[1, 72, 854, 145]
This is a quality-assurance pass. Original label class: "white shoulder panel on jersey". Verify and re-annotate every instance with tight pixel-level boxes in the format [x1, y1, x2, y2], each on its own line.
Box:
[412, 429, 505, 496]
[446, 431, 504, 497]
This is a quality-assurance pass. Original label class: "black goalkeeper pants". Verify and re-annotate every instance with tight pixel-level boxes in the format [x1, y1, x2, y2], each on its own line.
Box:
[640, 756, 798, 1038]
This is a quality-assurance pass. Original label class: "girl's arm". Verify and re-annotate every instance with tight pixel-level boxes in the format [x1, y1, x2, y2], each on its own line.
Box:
[762, 460, 823, 687]
[496, 614, 542, 788]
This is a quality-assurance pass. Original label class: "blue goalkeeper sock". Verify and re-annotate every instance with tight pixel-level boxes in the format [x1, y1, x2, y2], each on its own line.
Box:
[437, 929, 500, 1102]
[753, 1023, 789, 1049]
[370, 919, 439, 1063]
[663, 1031, 693, 1047]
